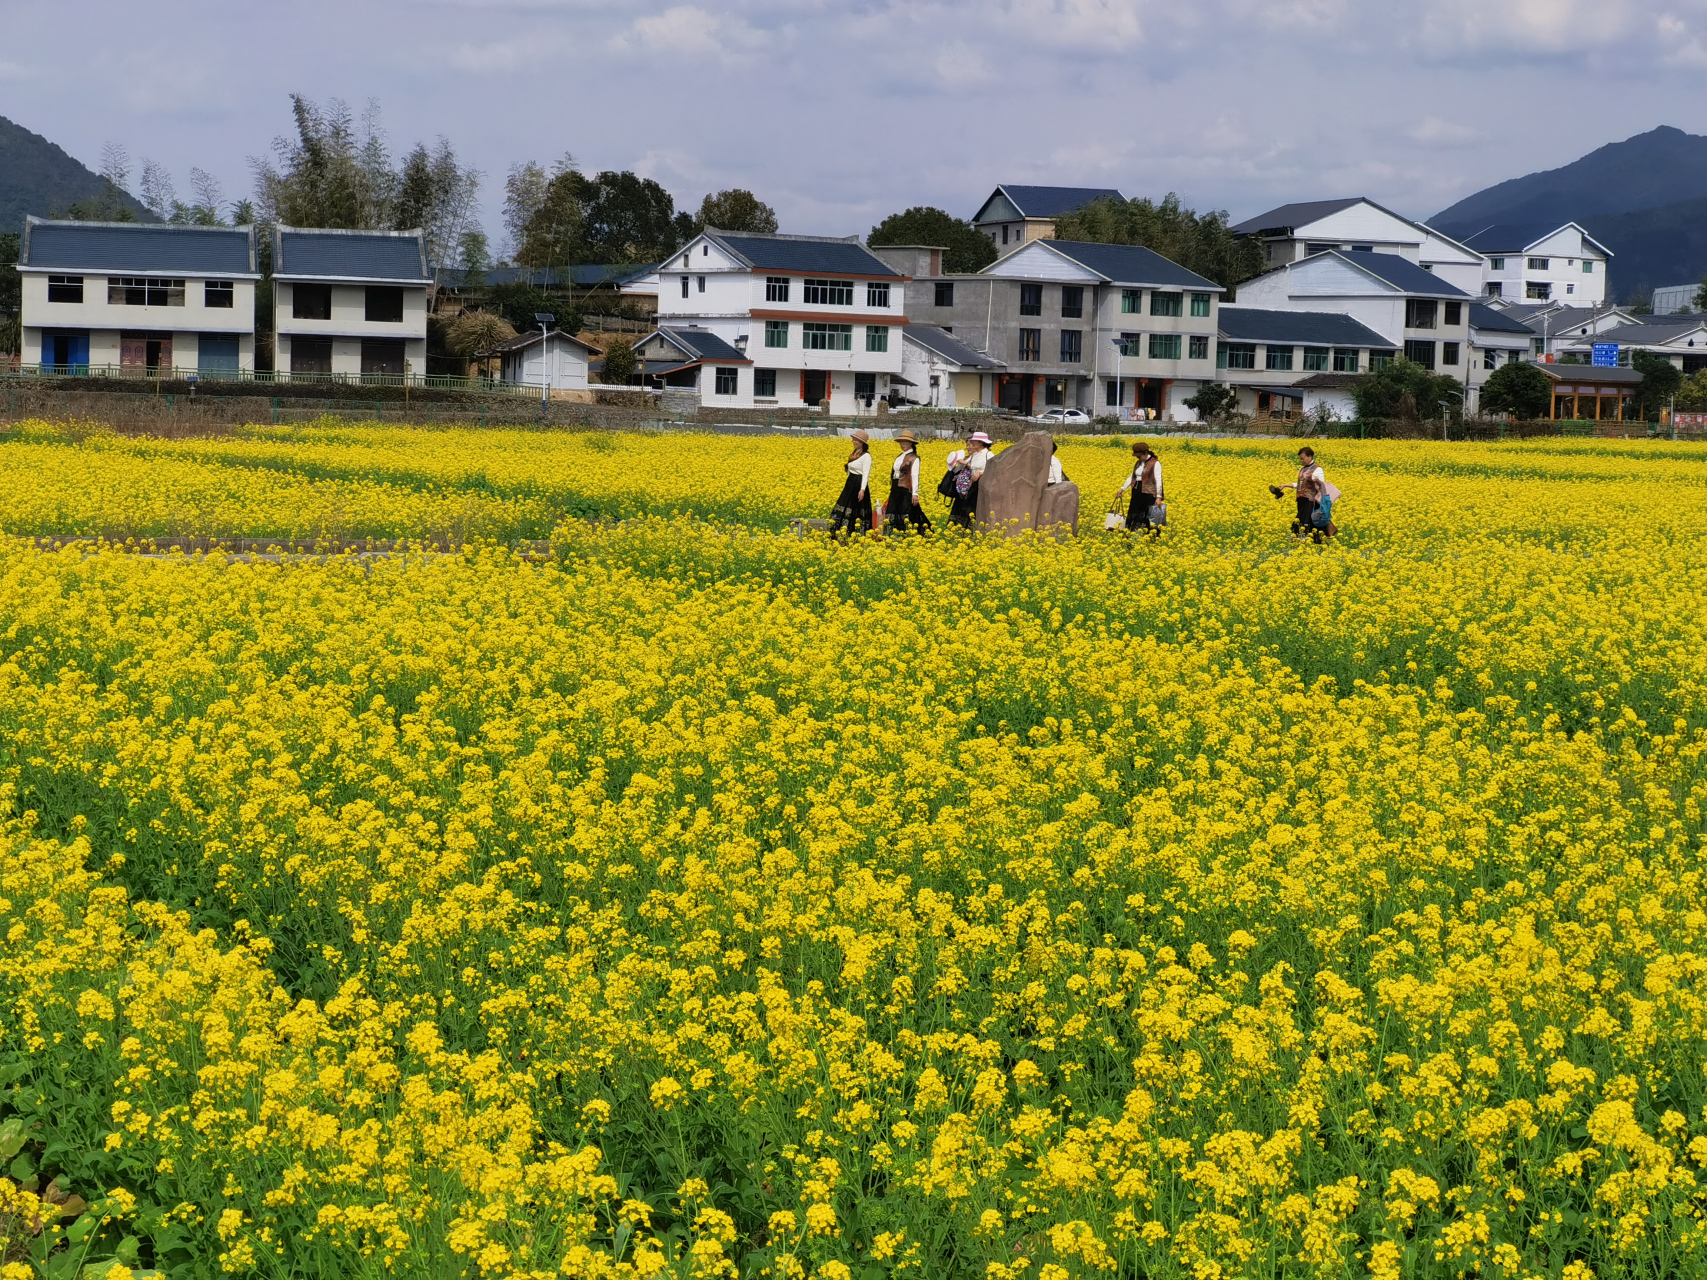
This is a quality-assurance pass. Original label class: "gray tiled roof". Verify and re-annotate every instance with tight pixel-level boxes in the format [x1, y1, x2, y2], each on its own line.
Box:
[985, 185, 1123, 219]
[492, 328, 603, 354]
[19, 217, 257, 275]
[904, 324, 1005, 368]
[274, 227, 430, 282]
[1217, 307, 1390, 346]
[1457, 222, 1612, 257]
[1039, 240, 1222, 291]
[708, 232, 901, 278]
[1469, 302, 1537, 335]
[1582, 320, 1707, 346]
[1230, 198, 1364, 236]
[657, 326, 750, 363]
[1340, 249, 1470, 297]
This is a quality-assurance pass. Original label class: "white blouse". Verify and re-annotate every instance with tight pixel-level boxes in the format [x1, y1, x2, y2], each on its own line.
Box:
[847, 453, 872, 487]
[891, 452, 921, 490]
[967, 447, 991, 477]
[1048, 456, 1064, 485]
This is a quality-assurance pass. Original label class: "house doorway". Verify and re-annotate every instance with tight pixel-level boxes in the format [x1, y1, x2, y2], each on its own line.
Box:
[121, 331, 171, 375]
[45, 331, 89, 372]
[998, 375, 1036, 415]
[802, 370, 828, 406]
[1137, 379, 1165, 415]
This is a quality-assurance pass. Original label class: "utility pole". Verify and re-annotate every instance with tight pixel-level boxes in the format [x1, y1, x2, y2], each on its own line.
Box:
[535, 312, 554, 413]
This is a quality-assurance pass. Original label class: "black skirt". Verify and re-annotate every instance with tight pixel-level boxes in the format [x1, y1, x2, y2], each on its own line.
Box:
[887, 483, 932, 532]
[948, 479, 979, 528]
[1126, 488, 1156, 530]
[829, 473, 872, 532]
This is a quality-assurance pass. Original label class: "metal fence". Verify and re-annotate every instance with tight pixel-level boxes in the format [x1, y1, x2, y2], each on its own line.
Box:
[1, 363, 543, 398]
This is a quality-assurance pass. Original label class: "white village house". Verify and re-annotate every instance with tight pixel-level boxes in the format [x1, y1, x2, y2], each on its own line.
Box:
[493, 329, 603, 398]
[641, 229, 908, 413]
[899, 324, 1006, 409]
[273, 226, 430, 381]
[16, 216, 259, 376]
[970, 184, 1123, 253]
[1452, 223, 1611, 305]
[1212, 307, 1395, 421]
[1231, 198, 1486, 295]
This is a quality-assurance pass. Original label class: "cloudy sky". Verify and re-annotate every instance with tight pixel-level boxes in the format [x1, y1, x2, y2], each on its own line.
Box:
[5, 0, 1706, 250]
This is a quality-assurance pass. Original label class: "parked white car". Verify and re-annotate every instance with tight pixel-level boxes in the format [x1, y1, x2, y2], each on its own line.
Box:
[1034, 408, 1091, 425]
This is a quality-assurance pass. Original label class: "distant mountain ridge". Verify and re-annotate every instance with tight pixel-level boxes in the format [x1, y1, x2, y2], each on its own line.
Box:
[0, 115, 152, 230]
[1432, 126, 1707, 303]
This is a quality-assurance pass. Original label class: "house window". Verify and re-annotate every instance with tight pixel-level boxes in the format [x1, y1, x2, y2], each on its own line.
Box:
[866, 325, 888, 352]
[1018, 328, 1041, 361]
[714, 367, 738, 395]
[1489, 257, 1505, 271]
[1583, 260, 1594, 274]
[1533, 338, 1546, 355]
[1190, 292, 1211, 317]
[291, 283, 332, 319]
[47, 275, 83, 303]
[111, 277, 186, 306]
[1060, 285, 1083, 318]
[1442, 341, 1460, 366]
[1421, 264, 1434, 272]
[1150, 291, 1182, 317]
[1044, 379, 1065, 406]
[365, 286, 404, 322]
[1121, 289, 1140, 313]
[1371, 350, 1396, 370]
[765, 320, 788, 348]
[934, 282, 954, 307]
[360, 338, 405, 376]
[1302, 346, 1329, 371]
[1526, 282, 1552, 300]
[1350, 244, 1373, 252]
[1483, 349, 1498, 370]
[801, 322, 853, 350]
[1060, 330, 1082, 362]
[1105, 379, 1119, 406]
[1527, 257, 1549, 270]
[1305, 242, 1335, 255]
[766, 276, 790, 302]
[754, 368, 777, 398]
[1403, 339, 1436, 368]
[1566, 284, 1575, 295]
[1405, 299, 1438, 329]
[1189, 334, 1209, 359]
[1265, 344, 1294, 370]
[1333, 348, 1359, 372]
[803, 278, 854, 305]
[1002, 226, 1009, 245]
[1149, 333, 1181, 360]
[855, 371, 877, 398]
[867, 281, 890, 307]
[1217, 342, 1255, 369]
[1486, 282, 1504, 298]
[290, 336, 333, 374]
[680, 276, 689, 298]
[1019, 283, 1042, 316]
[204, 280, 234, 308]
[1444, 301, 1462, 326]
[697, 275, 705, 293]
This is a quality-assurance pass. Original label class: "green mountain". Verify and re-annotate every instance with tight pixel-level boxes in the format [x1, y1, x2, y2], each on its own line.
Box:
[0, 115, 152, 229]
[1432, 126, 1707, 303]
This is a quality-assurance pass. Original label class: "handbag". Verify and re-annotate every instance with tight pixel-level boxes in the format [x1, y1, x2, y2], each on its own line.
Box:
[1104, 511, 1124, 530]
[936, 470, 959, 499]
[1150, 501, 1168, 527]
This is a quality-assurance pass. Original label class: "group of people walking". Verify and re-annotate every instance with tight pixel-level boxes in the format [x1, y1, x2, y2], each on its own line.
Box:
[829, 431, 1339, 542]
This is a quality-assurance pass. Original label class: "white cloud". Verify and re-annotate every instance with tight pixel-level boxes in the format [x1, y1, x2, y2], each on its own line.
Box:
[1407, 117, 1477, 149]
[608, 5, 769, 61]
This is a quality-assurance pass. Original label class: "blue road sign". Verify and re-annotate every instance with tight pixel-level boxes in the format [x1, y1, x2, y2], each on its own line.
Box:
[1592, 342, 1619, 367]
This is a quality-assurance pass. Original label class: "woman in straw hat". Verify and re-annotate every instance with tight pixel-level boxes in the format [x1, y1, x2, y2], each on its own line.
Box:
[946, 430, 994, 529]
[886, 429, 932, 534]
[829, 429, 874, 537]
[1116, 440, 1163, 536]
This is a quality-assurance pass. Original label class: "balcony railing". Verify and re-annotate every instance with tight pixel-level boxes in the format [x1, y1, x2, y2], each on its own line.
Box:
[1, 363, 544, 398]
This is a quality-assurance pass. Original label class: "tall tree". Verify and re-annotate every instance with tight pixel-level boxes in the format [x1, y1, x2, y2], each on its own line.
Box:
[252, 95, 370, 228]
[504, 156, 574, 260]
[456, 230, 491, 285]
[0, 231, 20, 356]
[579, 171, 687, 264]
[695, 189, 778, 235]
[138, 160, 175, 221]
[517, 170, 585, 268]
[1478, 361, 1552, 419]
[1633, 349, 1682, 421]
[868, 207, 995, 274]
[1052, 193, 1265, 290]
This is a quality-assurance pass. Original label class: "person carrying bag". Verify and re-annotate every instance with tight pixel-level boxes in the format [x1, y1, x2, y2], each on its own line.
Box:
[1116, 442, 1164, 536]
[944, 431, 993, 529]
[886, 430, 932, 534]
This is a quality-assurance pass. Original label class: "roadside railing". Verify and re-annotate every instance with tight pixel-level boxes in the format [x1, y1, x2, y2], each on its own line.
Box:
[1, 363, 544, 398]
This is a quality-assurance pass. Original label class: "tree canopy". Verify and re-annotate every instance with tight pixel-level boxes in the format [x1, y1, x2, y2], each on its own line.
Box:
[1051, 193, 1265, 290]
[695, 189, 778, 235]
[868, 207, 995, 275]
[1348, 357, 1464, 422]
[1478, 361, 1552, 419]
[513, 169, 695, 268]
[1633, 349, 1683, 421]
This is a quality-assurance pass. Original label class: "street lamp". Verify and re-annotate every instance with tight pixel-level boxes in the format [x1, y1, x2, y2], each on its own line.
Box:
[1437, 398, 1454, 442]
[1110, 335, 1126, 423]
[534, 312, 555, 412]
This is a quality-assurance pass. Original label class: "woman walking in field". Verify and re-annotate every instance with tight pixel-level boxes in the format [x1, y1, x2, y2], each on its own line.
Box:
[1270, 445, 1337, 543]
[945, 431, 993, 529]
[829, 430, 874, 537]
[1117, 441, 1163, 536]
[886, 430, 932, 534]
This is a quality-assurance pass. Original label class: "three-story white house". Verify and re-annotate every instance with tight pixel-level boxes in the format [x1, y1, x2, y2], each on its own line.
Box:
[16, 216, 259, 376]
[272, 226, 430, 381]
[638, 230, 907, 412]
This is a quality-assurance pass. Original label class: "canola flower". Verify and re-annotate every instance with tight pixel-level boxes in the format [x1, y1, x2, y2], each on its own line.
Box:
[0, 423, 1704, 1278]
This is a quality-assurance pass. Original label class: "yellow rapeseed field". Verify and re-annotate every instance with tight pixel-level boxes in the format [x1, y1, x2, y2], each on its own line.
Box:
[0, 420, 1705, 1280]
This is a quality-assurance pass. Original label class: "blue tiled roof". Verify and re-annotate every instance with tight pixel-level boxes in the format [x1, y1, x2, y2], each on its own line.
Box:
[1469, 302, 1537, 334]
[709, 232, 901, 278]
[658, 326, 750, 363]
[1230, 198, 1364, 236]
[987, 185, 1123, 219]
[20, 217, 256, 275]
[1217, 307, 1391, 346]
[1038, 241, 1222, 291]
[1340, 249, 1470, 297]
[437, 263, 655, 289]
[275, 227, 429, 282]
[904, 324, 1005, 368]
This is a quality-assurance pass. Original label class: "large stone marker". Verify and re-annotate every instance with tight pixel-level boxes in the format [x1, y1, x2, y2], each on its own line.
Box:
[974, 430, 1078, 536]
